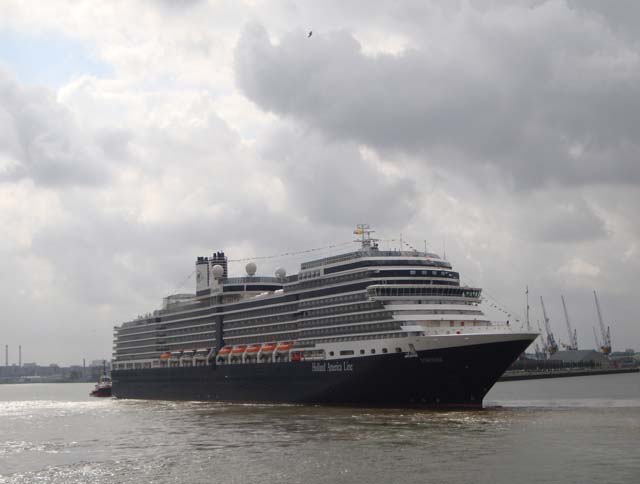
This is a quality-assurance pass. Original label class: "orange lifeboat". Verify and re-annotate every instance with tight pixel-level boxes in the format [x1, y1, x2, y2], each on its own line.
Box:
[159, 351, 172, 360]
[246, 344, 262, 354]
[276, 341, 293, 353]
[231, 345, 247, 354]
[217, 346, 232, 356]
[261, 342, 277, 352]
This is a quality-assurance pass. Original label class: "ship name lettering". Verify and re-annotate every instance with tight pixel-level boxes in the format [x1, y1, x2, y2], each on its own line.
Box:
[311, 362, 326, 372]
[420, 357, 443, 363]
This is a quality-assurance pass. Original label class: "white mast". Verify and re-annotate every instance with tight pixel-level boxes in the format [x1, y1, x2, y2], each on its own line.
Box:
[353, 224, 377, 251]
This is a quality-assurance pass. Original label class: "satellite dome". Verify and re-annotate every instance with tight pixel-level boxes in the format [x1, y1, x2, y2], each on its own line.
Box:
[245, 262, 257, 276]
[211, 265, 224, 279]
[275, 267, 286, 279]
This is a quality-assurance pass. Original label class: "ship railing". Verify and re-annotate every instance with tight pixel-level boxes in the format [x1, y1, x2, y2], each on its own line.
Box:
[300, 250, 447, 270]
[367, 285, 482, 301]
[223, 276, 283, 284]
[414, 324, 519, 336]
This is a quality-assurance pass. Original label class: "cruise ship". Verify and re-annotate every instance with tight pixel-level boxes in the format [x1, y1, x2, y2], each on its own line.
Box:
[111, 225, 537, 407]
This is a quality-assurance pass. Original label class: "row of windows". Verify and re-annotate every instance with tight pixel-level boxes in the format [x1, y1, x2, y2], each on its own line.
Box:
[300, 322, 399, 338]
[222, 293, 298, 313]
[116, 320, 217, 342]
[115, 333, 216, 353]
[286, 271, 370, 292]
[224, 304, 298, 323]
[223, 322, 298, 337]
[321, 258, 452, 274]
[299, 269, 322, 280]
[333, 347, 401, 356]
[392, 309, 482, 316]
[299, 311, 392, 329]
[370, 269, 459, 279]
[225, 313, 296, 330]
[302, 302, 381, 318]
[118, 303, 213, 334]
[117, 324, 215, 348]
[289, 270, 458, 292]
[224, 332, 298, 346]
[299, 292, 367, 308]
[305, 331, 411, 345]
[224, 284, 283, 293]
[368, 287, 481, 298]
[155, 304, 211, 323]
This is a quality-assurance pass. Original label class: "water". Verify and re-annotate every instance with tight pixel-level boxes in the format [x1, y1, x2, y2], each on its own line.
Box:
[1, 373, 639, 484]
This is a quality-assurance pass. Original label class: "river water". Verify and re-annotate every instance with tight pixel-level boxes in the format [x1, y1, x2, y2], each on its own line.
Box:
[1, 373, 638, 484]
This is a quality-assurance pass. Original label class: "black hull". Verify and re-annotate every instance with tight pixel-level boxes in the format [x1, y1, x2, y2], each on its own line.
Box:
[112, 339, 531, 407]
[90, 387, 112, 397]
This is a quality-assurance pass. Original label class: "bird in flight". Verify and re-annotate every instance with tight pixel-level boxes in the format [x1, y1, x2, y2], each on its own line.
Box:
[308, 30, 312, 38]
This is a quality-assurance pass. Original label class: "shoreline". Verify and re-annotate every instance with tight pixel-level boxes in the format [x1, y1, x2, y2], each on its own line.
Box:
[499, 367, 639, 381]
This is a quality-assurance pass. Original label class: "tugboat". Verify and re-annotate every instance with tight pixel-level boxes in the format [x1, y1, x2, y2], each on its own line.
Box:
[90, 362, 112, 397]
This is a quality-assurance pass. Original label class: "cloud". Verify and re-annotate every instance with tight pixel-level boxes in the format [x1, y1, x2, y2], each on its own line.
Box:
[518, 196, 607, 244]
[0, 70, 111, 186]
[235, 4, 640, 190]
[259, 122, 418, 228]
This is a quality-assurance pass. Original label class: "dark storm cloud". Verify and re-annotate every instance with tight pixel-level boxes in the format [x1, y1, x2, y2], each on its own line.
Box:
[0, 71, 111, 186]
[234, 2, 640, 190]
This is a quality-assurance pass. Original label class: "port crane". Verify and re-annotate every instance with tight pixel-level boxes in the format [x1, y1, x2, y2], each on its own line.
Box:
[536, 319, 549, 358]
[540, 296, 559, 355]
[560, 295, 578, 350]
[593, 291, 612, 355]
[592, 327, 601, 351]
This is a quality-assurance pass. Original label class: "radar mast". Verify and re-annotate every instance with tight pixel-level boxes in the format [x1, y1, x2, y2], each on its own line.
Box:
[353, 224, 378, 251]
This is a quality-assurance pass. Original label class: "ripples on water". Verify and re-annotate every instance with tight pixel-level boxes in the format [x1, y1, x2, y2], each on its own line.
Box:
[1, 374, 639, 484]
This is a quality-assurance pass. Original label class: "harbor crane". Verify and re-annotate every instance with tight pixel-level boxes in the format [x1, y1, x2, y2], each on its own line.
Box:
[593, 291, 612, 355]
[560, 295, 578, 350]
[536, 319, 549, 358]
[540, 296, 559, 355]
[592, 327, 602, 351]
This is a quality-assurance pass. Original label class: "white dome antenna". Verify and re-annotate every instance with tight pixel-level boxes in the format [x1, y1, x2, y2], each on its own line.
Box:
[275, 267, 286, 279]
[211, 265, 224, 279]
[246, 262, 257, 276]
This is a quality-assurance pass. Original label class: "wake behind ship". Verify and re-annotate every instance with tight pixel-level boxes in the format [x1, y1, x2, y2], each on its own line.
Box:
[112, 225, 537, 407]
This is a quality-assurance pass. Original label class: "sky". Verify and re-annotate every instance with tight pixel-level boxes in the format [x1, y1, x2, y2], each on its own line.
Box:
[0, 0, 638, 365]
